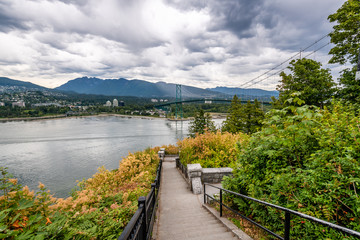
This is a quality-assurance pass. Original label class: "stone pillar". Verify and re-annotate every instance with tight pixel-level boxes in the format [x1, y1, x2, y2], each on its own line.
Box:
[187, 164, 203, 194]
[158, 148, 165, 160]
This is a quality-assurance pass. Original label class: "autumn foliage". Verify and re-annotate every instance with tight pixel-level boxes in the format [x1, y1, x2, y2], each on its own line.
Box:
[178, 131, 249, 168]
[0, 147, 162, 239]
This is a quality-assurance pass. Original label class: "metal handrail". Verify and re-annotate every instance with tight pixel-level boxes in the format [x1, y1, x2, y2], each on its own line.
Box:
[118, 151, 163, 240]
[204, 183, 360, 240]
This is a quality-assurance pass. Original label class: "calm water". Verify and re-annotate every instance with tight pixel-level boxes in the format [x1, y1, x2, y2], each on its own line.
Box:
[0, 116, 197, 198]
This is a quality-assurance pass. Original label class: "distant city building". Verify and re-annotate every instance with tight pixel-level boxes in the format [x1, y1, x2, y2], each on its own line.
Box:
[12, 101, 25, 108]
[32, 103, 62, 107]
[105, 100, 111, 107]
[0, 102, 4, 106]
[119, 101, 125, 106]
[151, 99, 158, 103]
[113, 99, 119, 107]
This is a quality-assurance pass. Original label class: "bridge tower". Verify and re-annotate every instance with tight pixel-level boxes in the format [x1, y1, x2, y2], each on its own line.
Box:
[175, 84, 183, 119]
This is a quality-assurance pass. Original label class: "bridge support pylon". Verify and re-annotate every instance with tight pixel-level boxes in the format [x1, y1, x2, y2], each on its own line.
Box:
[175, 84, 183, 119]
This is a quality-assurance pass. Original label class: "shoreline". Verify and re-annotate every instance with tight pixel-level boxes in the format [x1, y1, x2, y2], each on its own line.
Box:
[0, 113, 169, 122]
[0, 112, 227, 122]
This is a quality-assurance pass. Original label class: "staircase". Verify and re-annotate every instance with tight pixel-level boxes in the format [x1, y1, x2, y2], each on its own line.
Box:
[155, 158, 239, 240]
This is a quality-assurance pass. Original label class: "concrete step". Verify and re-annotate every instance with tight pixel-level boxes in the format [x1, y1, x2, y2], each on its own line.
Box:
[170, 230, 237, 240]
[160, 222, 227, 235]
[160, 213, 215, 222]
[161, 219, 221, 229]
[160, 210, 212, 217]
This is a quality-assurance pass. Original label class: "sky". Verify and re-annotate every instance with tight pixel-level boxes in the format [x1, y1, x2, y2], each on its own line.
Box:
[0, 0, 347, 90]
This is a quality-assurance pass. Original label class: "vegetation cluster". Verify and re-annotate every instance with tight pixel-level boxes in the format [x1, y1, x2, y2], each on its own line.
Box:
[178, 131, 248, 168]
[222, 100, 360, 239]
[0, 147, 167, 239]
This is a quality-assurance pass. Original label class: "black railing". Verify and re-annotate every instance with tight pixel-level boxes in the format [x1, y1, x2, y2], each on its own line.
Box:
[175, 157, 188, 179]
[204, 183, 360, 240]
[118, 152, 163, 240]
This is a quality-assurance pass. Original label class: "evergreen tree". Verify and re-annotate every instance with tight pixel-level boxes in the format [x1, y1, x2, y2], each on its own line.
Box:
[222, 95, 243, 133]
[188, 109, 216, 137]
[222, 95, 264, 134]
[242, 99, 265, 134]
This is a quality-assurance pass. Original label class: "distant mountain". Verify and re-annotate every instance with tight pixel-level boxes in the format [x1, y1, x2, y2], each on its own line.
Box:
[0, 77, 48, 93]
[1, 76, 279, 101]
[208, 87, 278, 99]
[55, 77, 224, 98]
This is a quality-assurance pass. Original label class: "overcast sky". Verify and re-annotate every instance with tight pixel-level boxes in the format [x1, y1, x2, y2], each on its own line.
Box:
[0, 0, 346, 90]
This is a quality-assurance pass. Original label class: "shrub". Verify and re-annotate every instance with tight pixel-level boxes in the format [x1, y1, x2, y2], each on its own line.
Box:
[223, 101, 360, 238]
[178, 131, 249, 168]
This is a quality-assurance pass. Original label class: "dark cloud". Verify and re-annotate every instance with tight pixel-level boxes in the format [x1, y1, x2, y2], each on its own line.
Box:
[0, 2, 29, 32]
[166, 0, 271, 38]
[209, 0, 267, 38]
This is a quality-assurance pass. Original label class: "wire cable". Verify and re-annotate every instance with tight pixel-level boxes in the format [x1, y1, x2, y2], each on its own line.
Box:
[239, 32, 332, 89]
[243, 41, 331, 89]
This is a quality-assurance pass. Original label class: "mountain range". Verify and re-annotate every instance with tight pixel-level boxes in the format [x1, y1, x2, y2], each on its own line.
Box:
[0, 77, 48, 93]
[0, 76, 278, 100]
[55, 77, 223, 98]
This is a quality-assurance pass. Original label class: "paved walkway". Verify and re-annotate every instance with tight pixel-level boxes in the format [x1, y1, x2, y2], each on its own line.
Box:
[155, 158, 239, 240]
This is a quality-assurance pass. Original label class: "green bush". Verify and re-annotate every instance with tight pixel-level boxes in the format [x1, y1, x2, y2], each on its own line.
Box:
[223, 101, 360, 239]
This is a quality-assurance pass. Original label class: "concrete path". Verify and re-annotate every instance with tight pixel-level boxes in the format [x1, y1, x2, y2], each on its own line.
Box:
[155, 158, 238, 240]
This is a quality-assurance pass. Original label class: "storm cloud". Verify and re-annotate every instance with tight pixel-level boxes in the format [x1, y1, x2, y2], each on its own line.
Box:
[0, 0, 346, 90]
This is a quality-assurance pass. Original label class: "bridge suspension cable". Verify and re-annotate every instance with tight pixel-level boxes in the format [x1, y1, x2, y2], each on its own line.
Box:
[239, 32, 332, 90]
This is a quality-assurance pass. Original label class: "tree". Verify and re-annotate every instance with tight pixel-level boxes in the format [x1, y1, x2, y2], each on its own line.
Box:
[277, 58, 336, 108]
[240, 99, 265, 134]
[222, 95, 264, 134]
[222, 95, 243, 133]
[188, 109, 216, 137]
[337, 68, 360, 103]
[328, 1, 360, 103]
[328, 0, 360, 65]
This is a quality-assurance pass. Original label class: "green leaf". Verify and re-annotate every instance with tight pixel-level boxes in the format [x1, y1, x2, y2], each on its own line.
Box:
[34, 234, 46, 240]
[0, 224, 7, 232]
[10, 213, 21, 224]
[17, 199, 34, 210]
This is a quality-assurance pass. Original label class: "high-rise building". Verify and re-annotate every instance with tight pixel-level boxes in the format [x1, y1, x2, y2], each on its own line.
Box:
[105, 100, 111, 107]
[113, 99, 119, 107]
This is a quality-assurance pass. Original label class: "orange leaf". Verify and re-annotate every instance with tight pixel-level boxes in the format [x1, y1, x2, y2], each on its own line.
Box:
[12, 220, 20, 228]
[46, 217, 52, 225]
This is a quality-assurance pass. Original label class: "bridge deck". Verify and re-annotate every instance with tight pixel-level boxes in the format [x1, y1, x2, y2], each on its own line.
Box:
[155, 157, 239, 240]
